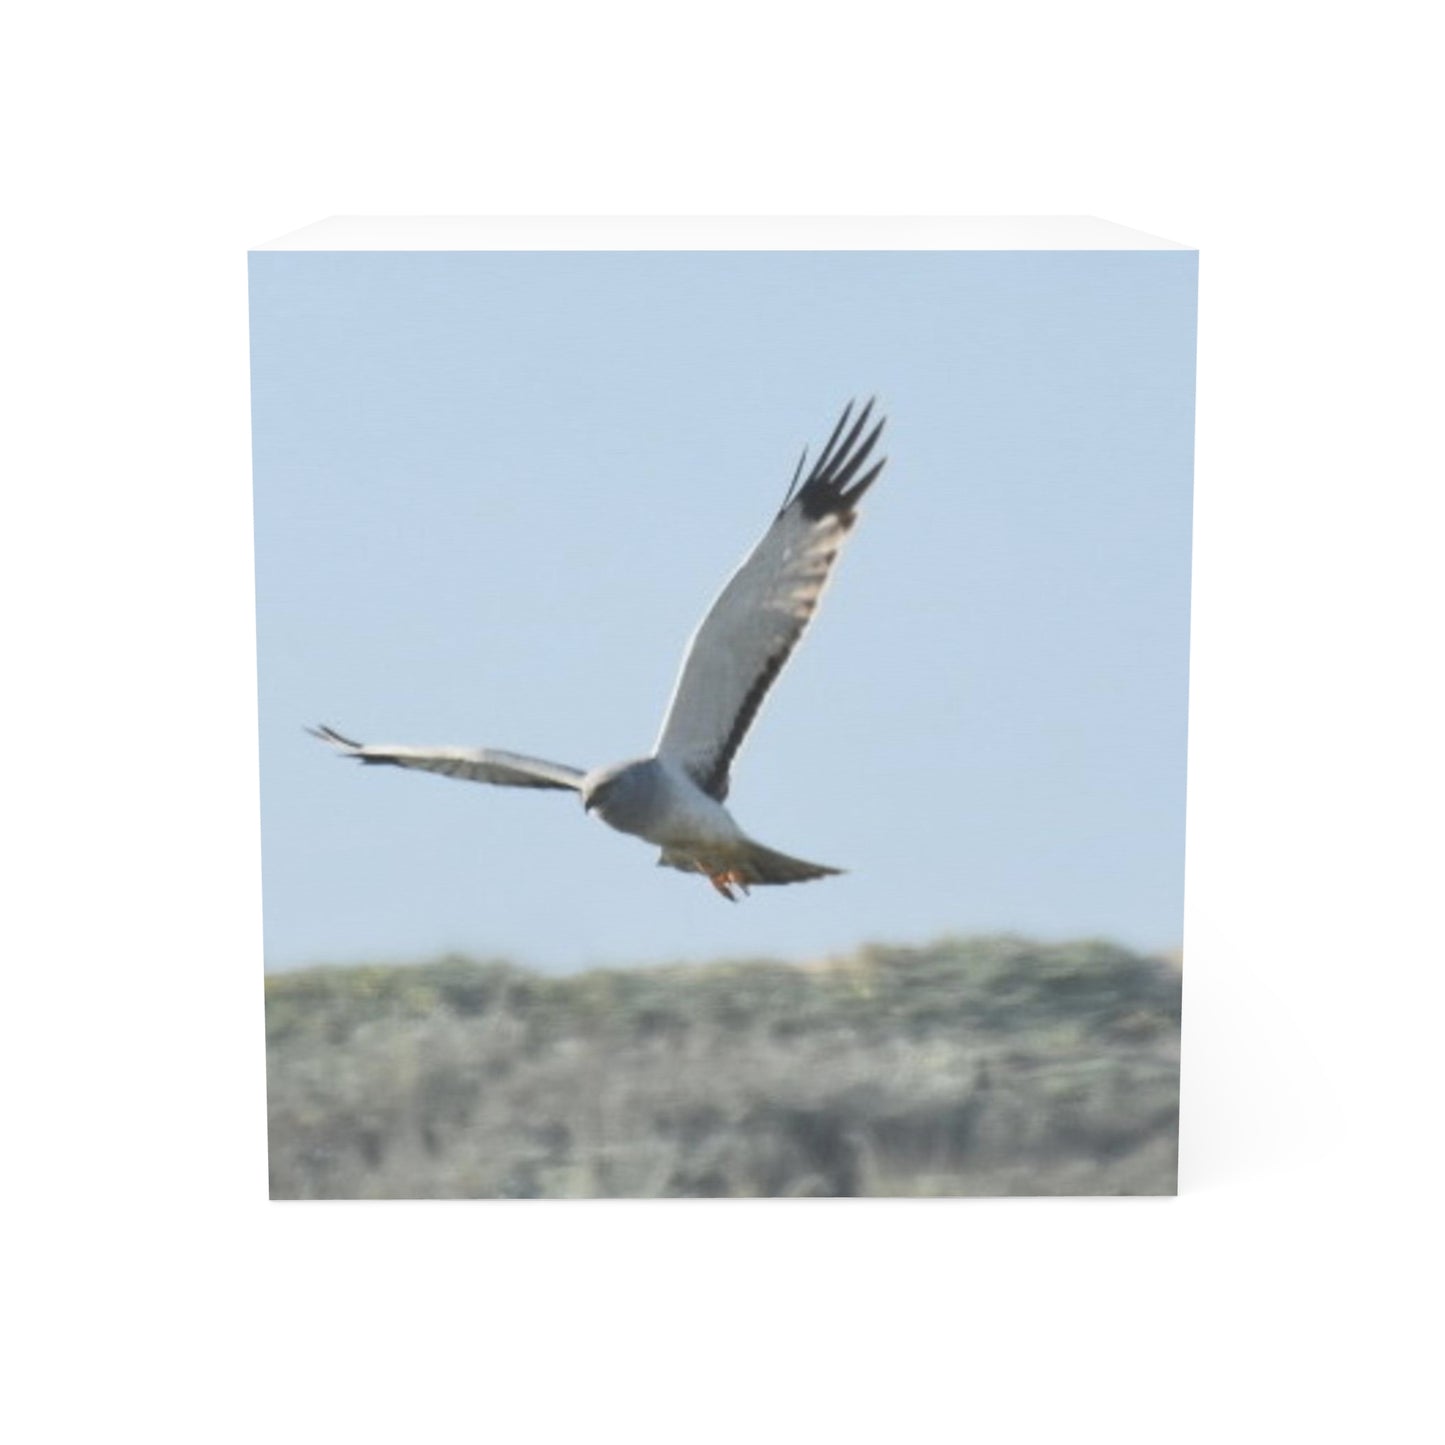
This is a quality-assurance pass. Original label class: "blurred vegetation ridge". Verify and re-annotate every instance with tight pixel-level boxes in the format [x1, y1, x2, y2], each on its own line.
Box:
[266, 936, 1182, 1199]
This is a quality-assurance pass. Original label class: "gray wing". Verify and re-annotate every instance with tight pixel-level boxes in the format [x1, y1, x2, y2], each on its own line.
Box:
[309, 725, 584, 791]
[652, 400, 886, 801]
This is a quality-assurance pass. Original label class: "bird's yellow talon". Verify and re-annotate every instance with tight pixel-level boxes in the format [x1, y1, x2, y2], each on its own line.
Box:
[706, 868, 751, 900]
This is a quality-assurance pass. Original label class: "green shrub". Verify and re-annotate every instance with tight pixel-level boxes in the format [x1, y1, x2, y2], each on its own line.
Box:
[265, 936, 1182, 1199]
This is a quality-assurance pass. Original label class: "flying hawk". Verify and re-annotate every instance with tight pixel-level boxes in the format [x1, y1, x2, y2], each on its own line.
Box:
[312, 400, 887, 901]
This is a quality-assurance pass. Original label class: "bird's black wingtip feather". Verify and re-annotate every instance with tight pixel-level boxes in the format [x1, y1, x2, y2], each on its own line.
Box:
[779, 444, 810, 510]
[308, 723, 363, 750]
[789, 399, 887, 520]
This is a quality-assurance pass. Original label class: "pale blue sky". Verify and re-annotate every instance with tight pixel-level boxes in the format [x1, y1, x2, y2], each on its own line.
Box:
[250, 249, 1195, 971]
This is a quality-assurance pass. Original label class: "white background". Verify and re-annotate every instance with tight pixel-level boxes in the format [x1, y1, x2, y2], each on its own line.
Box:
[5, 4, 1439, 1442]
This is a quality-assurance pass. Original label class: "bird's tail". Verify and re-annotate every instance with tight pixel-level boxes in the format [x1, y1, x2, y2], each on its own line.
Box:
[739, 840, 843, 886]
[658, 841, 843, 887]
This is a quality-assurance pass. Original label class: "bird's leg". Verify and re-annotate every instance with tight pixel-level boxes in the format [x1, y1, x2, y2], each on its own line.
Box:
[706, 869, 752, 900]
[707, 872, 738, 902]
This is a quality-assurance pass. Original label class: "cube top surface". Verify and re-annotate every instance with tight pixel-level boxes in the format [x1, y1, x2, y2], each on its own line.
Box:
[253, 215, 1191, 252]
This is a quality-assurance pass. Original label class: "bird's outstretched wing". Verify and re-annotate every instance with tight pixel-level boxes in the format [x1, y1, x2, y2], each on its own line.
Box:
[308, 725, 584, 790]
[652, 400, 886, 801]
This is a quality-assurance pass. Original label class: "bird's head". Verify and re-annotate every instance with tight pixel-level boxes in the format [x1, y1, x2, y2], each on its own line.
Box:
[580, 759, 658, 831]
[581, 762, 627, 814]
